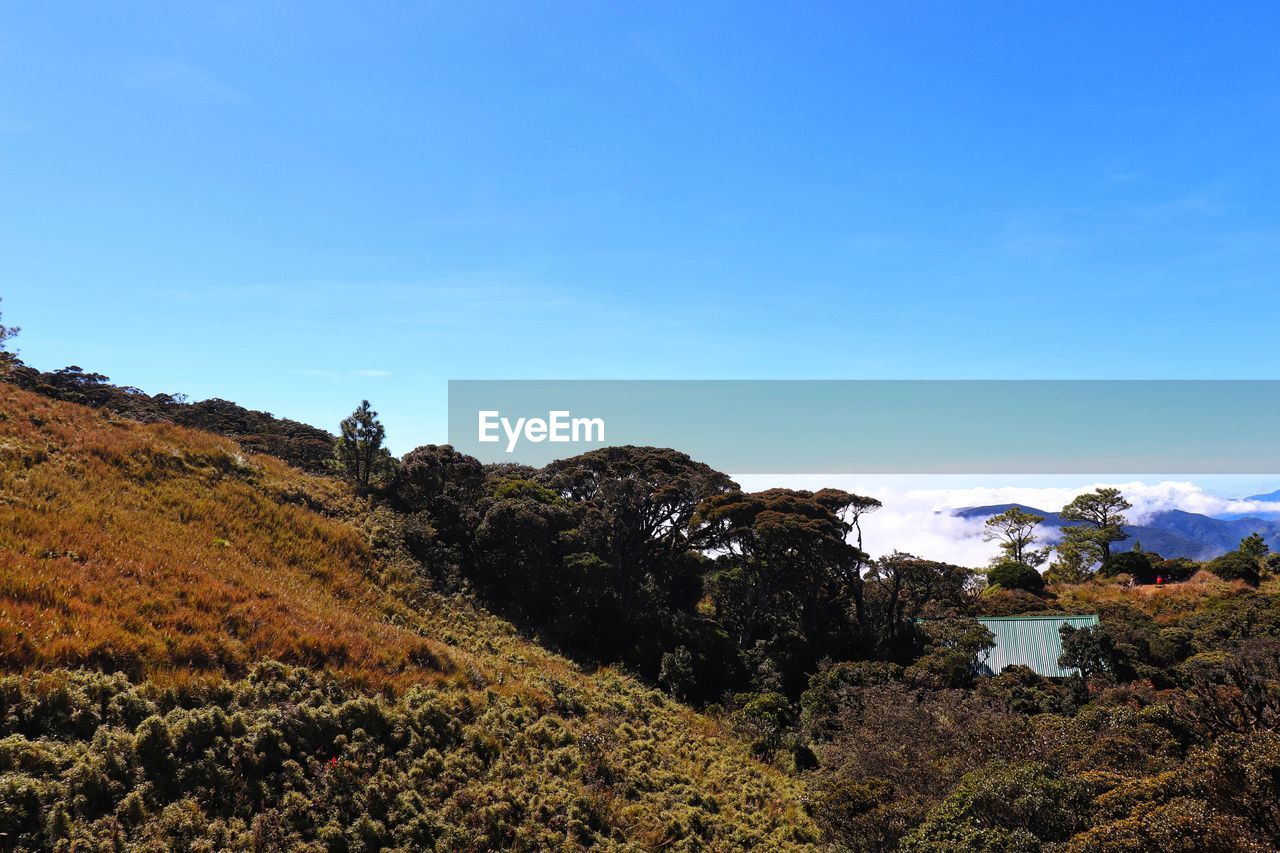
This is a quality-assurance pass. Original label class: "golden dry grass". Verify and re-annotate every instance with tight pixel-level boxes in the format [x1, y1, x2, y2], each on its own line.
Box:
[0, 383, 460, 688]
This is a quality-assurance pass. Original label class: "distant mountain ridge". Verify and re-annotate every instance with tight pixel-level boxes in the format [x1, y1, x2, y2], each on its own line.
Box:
[954, 503, 1280, 561]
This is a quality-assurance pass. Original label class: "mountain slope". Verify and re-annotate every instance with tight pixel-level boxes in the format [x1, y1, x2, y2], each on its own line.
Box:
[0, 384, 818, 850]
[0, 384, 442, 684]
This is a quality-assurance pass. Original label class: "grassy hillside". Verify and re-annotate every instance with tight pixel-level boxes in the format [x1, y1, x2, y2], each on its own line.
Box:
[0, 384, 818, 850]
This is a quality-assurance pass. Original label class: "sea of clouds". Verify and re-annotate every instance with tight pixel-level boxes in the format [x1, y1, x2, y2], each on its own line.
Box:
[734, 476, 1280, 567]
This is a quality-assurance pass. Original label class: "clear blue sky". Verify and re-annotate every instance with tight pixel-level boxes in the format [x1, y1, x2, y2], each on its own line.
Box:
[3, 2, 1279, 451]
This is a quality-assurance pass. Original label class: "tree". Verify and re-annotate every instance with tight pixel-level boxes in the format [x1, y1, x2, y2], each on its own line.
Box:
[658, 646, 696, 700]
[333, 400, 394, 488]
[695, 487, 873, 687]
[730, 690, 793, 759]
[391, 444, 487, 575]
[1044, 541, 1090, 585]
[903, 761, 1095, 850]
[982, 507, 1048, 567]
[1058, 624, 1114, 690]
[1240, 532, 1270, 561]
[538, 446, 736, 671]
[904, 618, 996, 688]
[539, 447, 734, 610]
[987, 560, 1045, 593]
[863, 552, 976, 652]
[0, 298, 18, 374]
[392, 444, 486, 516]
[817, 488, 881, 551]
[1058, 488, 1131, 570]
[472, 477, 605, 643]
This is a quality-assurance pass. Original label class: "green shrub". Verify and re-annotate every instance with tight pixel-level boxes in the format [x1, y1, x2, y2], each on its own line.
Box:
[1101, 550, 1156, 580]
[987, 561, 1046, 593]
[1207, 551, 1261, 586]
[0, 665, 818, 851]
[903, 762, 1097, 850]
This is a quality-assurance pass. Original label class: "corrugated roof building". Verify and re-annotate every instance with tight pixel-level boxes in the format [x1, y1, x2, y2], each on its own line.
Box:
[976, 615, 1100, 677]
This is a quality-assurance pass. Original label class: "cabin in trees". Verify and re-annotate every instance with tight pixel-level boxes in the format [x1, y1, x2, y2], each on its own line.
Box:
[975, 614, 1100, 677]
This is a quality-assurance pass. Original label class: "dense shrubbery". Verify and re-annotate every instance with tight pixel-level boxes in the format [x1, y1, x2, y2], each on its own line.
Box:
[0, 663, 819, 851]
[1208, 550, 1262, 585]
[794, 638, 1280, 851]
[791, 590, 1280, 849]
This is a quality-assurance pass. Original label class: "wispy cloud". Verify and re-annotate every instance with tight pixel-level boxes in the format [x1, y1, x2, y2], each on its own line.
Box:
[122, 60, 241, 103]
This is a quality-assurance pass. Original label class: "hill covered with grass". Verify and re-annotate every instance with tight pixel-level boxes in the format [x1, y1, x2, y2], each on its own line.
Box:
[0, 384, 818, 850]
[7, 374, 1280, 852]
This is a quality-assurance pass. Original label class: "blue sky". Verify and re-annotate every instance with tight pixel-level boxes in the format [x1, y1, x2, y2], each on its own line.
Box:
[3, 2, 1280, 451]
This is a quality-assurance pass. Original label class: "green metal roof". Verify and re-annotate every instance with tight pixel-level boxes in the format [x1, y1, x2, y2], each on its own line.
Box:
[976, 615, 1099, 678]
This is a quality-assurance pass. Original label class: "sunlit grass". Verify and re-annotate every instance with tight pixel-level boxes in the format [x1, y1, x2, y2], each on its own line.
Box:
[0, 385, 454, 689]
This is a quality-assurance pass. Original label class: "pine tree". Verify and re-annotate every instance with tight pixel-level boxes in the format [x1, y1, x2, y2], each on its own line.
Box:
[333, 400, 394, 487]
[1059, 488, 1131, 570]
[982, 506, 1048, 567]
